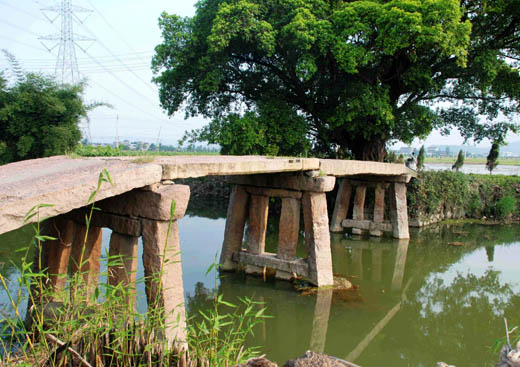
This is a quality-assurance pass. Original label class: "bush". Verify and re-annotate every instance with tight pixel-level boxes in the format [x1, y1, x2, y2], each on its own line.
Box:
[496, 195, 517, 219]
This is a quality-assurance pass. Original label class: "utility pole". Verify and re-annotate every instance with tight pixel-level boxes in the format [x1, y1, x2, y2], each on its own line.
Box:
[116, 115, 119, 149]
[39, 0, 94, 84]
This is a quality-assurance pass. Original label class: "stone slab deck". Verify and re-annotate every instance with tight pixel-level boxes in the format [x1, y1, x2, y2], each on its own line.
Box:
[0, 155, 415, 235]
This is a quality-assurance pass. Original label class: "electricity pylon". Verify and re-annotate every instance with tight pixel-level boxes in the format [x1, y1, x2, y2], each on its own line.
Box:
[39, 0, 94, 85]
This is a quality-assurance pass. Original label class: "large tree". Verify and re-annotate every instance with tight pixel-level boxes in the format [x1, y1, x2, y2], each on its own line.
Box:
[152, 0, 520, 161]
[0, 72, 89, 164]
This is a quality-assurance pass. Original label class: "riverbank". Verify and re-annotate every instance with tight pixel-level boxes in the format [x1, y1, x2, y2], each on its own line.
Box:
[408, 171, 520, 226]
[424, 157, 520, 165]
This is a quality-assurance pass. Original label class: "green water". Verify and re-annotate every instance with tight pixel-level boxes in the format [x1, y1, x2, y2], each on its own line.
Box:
[1, 204, 519, 366]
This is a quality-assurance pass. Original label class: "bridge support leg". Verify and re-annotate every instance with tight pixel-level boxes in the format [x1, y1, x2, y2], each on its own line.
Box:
[220, 185, 248, 271]
[352, 186, 367, 235]
[70, 224, 103, 298]
[390, 183, 410, 239]
[108, 232, 139, 306]
[370, 183, 386, 237]
[276, 197, 301, 279]
[245, 194, 269, 275]
[303, 192, 333, 286]
[142, 219, 186, 349]
[330, 179, 352, 232]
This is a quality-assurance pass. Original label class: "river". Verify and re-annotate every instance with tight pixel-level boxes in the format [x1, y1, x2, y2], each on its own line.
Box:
[425, 163, 520, 175]
[1, 201, 519, 366]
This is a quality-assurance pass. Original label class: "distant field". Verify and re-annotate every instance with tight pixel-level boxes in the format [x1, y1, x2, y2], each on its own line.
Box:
[424, 157, 520, 165]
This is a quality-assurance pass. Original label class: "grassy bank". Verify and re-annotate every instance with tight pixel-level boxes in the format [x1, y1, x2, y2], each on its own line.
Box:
[408, 171, 520, 223]
[71, 145, 220, 157]
[424, 157, 520, 165]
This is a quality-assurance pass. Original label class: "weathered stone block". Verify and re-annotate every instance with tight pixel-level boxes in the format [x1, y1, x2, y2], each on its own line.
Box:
[246, 194, 269, 255]
[70, 224, 103, 297]
[219, 185, 249, 271]
[69, 208, 141, 236]
[277, 198, 300, 260]
[330, 179, 352, 232]
[302, 192, 333, 286]
[98, 184, 190, 221]
[390, 182, 410, 239]
[108, 232, 139, 305]
[244, 186, 302, 199]
[228, 174, 335, 192]
[141, 219, 186, 348]
[233, 251, 309, 276]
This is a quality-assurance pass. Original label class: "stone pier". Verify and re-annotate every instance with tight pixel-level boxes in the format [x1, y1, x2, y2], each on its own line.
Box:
[221, 173, 336, 287]
[330, 177, 411, 239]
[35, 182, 191, 349]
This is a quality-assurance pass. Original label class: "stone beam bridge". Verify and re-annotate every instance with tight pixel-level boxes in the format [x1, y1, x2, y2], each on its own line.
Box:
[0, 155, 415, 346]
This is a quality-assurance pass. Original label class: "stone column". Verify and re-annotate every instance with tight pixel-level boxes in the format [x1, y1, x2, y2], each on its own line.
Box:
[302, 192, 333, 286]
[352, 186, 367, 235]
[46, 217, 74, 296]
[31, 216, 74, 301]
[142, 219, 186, 348]
[277, 197, 300, 260]
[246, 194, 269, 255]
[330, 179, 352, 232]
[70, 224, 103, 298]
[310, 289, 333, 353]
[100, 183, 191, 349]
[108, 232, 139, 305]
[391, 239, 409, 291]
[390, 182, 410, 239]
[370, 184, 386, 237]
[219, 185, 249, 270]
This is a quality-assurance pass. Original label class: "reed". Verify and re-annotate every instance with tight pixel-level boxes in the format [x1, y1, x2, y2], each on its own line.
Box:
[0, 170, 266, 367]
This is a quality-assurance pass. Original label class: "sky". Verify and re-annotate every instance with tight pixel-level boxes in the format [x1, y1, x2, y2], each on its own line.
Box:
[0, 0, 518, 148]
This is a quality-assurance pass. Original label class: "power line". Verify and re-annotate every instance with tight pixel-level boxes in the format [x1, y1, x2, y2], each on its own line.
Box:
[85, 0, 150, 66]
[76, 21, 155, 92]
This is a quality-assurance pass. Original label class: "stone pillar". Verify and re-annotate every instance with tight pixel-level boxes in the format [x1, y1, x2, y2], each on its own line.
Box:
[46, 218, 74, 296]
[142, 219, 186, 348]
[390, 182, 410, 239]
[277, 198, 300, 260]
[302, 192, 333, 286]
[108, 232, 139, 305]
[391, 239, 409, 291]
[219, 185, 249, 270]
[370, 184, 386, 237]
[310, 289, 333, 353]
[352, 186, 367, 235]
[31, 217, 74, 302]
[330, 179, 352, 232]
[246, 194, 269, 255]
[70, 224, 103, 297]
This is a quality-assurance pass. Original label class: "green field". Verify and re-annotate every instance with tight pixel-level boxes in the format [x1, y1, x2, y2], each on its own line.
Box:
[424, 157, 520, 165]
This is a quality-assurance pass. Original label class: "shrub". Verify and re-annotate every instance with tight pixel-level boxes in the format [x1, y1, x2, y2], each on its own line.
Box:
[496, 195, 517, 219]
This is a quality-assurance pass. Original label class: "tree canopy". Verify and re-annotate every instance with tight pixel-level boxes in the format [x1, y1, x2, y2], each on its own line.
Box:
[152, 0, 520, 161]
[0, 71, 88, 164]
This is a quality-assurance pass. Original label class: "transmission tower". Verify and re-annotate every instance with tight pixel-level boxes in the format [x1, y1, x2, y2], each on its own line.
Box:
[39, 0, 94, 84]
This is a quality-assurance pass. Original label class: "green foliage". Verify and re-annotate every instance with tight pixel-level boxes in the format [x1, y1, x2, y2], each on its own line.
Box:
[487, 142, 500, 174]
[0, 72, 89, 164]
[152, 0, 519, 160]
[452, 149, 465, 172]
[496, 195, 517, 219]
[417, 145, 425, 170]
[408, 171, 520, 221]
[179, 102, 310, 156]
[0, 173, 265, 366]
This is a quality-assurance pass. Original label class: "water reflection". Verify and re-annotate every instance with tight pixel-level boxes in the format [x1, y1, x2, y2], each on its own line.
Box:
[1, 202, 520, 366]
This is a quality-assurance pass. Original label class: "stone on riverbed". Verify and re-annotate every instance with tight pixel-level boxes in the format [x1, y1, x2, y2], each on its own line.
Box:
[284, 351, 359, 367]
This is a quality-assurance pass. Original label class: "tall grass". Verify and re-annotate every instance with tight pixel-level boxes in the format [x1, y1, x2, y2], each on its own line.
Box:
[0, 170, 266, 367]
